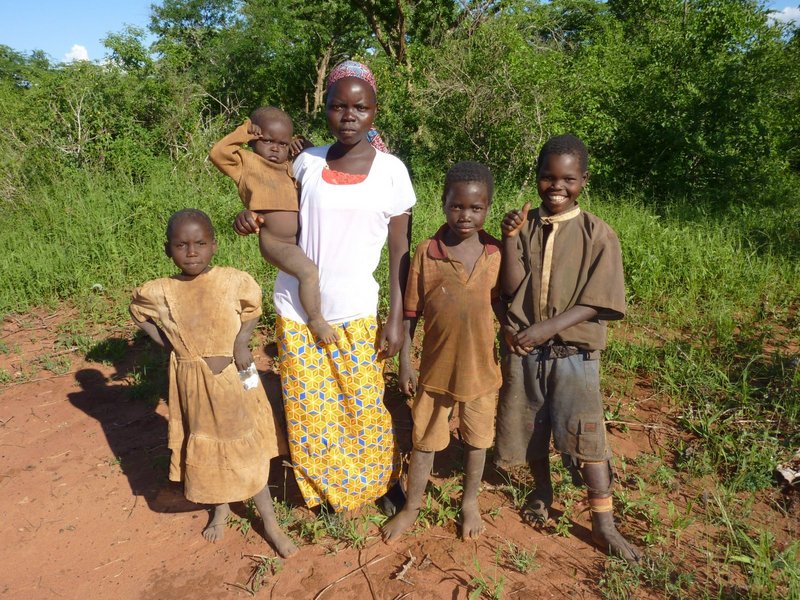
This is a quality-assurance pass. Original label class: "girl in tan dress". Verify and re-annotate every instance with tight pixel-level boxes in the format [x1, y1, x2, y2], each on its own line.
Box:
[130, 208, 297, 557]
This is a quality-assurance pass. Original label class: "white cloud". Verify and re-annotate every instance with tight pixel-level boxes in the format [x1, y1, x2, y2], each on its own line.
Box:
[63, 44, 89, 63]
[769, 7, 800, 25]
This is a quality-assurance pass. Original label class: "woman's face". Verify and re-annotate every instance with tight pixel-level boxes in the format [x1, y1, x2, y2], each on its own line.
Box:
[326, 77, 377, 146]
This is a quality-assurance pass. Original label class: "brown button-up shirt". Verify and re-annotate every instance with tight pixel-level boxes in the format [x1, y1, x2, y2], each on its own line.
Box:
[506, 206, 626, 350]
[405, 225, 502, 401]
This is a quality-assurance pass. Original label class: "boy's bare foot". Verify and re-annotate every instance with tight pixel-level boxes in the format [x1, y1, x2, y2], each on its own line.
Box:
[264, 521, 299, 558]
[521, 497, 550, 524]
[203, 503, 231, 542]
[308, 319, 339, 345]
[591, 511, 642, 563]
[381, 507, 419, 542]
[460, 499, 485, 540]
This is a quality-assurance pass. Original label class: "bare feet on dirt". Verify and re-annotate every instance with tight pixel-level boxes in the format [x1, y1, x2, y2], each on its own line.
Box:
[521, 497, 550, 524]
[381, 507, 419, 542]
[460, 499, 485, 540]
[591, 511, 642, 563]
[264, 522, 299, 558]
[203, 503, 231, 542]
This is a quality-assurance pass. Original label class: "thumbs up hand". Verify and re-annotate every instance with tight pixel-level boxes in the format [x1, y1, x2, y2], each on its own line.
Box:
[501, 202, 530, 238]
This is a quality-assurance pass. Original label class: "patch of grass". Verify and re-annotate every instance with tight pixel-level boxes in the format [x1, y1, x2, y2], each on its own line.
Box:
[87, 337, 130, 365]
[469, 555, 506, 600]
[227, 554, 283, 595]
[498, 540, 538, 574]
[125, 351, 167, 405]
[37, 353, 72, 375]
[496, 468, 533, 510]
[0, 368, 11, 384]
[417, 478, 462, 529]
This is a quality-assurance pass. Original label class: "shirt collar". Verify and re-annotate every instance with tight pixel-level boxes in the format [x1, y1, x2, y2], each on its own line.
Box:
[427, 224, 501, 259]
[537, 204, 581, 225]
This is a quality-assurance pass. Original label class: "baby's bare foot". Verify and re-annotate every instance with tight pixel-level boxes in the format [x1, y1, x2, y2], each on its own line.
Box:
[591, 513, 642, 563]
[264, 522, 299, 558]
[460, 500, 485, 540]
[382, 508, 419, 542]
[203, 504, 231, 542]
[308, 319, 339, 345]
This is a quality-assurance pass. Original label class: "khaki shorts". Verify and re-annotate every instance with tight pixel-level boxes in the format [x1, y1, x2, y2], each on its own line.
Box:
[411, 389, 498, 452]
[494, 349, 611, 467]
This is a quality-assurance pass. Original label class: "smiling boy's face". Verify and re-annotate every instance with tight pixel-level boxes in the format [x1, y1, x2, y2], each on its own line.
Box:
[165, 218, 217, 279]
[537, 152, 588, 215]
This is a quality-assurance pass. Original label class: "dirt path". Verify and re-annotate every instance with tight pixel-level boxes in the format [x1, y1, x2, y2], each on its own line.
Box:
[0, 311, 740, 599]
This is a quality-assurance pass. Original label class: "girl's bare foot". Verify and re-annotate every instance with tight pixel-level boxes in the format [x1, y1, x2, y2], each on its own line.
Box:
[308, 319, 339, 345]
[252, 484, 299, 558]
[381, 507, 419, 542]
[203, 503, 230, 542]
[460, 499, 485, 540]
[264, 521, 299, 558]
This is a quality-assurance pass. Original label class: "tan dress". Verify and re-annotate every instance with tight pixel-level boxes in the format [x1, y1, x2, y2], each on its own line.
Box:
[130, 267, 279, 504]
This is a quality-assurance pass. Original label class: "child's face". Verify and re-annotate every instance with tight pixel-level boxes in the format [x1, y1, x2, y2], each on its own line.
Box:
[165, 219, 217, 279]
[326, 78, 377, 147]
[443, 181, 491, 241]
[251, 119, 292, 164]
[537, 153, 587, 215]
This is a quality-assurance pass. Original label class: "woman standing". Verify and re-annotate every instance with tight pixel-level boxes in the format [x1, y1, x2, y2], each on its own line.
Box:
[238, 61, 415, 511]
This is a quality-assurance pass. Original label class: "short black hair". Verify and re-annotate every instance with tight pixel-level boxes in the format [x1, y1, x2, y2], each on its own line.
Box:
[537, 134, 588, 173]
[249, 106, 293, 132]
[443, 161, 494, 203]
[166, 209, 215, 241]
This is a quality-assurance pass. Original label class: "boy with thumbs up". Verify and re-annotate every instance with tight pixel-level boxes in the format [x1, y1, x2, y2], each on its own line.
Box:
[495, 134, 641, 563]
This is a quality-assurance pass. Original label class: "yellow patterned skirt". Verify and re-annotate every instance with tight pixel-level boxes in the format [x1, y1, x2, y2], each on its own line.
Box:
[276, 316, 399, 511]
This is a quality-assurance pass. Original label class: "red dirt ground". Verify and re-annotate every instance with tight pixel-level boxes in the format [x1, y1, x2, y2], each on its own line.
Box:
[0, 309, 794, 599]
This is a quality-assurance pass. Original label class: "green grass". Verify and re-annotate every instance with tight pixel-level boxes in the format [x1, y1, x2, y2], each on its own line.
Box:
[2, 162, 799, 597]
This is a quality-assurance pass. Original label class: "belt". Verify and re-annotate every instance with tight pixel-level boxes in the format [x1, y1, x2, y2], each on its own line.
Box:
[532, 343, 599, 360]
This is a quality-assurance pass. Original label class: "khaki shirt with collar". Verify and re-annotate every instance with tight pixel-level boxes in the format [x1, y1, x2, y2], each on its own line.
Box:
[506, 205, 626, 351]
[405, 225, 503, 401]
[209, 120, 298, 212]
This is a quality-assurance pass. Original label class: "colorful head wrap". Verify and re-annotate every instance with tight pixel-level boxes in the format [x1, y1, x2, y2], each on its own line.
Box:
[326, 60, 389, 153]
[326, 60, 378, 94]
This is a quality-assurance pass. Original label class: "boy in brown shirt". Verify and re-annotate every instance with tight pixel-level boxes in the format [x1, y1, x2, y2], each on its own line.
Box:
[496, 134, 641, 562]
[210, 106, 337, 344]
[382, 161, 502, 542]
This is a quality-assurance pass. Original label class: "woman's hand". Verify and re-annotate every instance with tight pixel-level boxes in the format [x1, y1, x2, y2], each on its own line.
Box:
[234, 210, 264, 235]
[378, 316, 404, 359]
[290, 136, 313, 157]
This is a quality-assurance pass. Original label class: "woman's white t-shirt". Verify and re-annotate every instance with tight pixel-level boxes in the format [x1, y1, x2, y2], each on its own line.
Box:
[273, 145, 417, 324]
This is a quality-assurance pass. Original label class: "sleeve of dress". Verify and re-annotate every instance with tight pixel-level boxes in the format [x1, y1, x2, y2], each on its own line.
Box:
[388, 156, 417, 217]
[237, 271, 264, 321]
[208, 120, 257, 183]
[403, 244, 426, 318]
[129, 280, 163, 323]
[575, 225, 626, 320]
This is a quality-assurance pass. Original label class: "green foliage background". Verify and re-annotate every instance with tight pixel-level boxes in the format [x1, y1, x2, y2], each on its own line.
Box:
[1, 2, 799, 594]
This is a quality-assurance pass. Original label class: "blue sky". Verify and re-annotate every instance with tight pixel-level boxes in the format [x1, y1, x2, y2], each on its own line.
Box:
[1, 1, 798, 64]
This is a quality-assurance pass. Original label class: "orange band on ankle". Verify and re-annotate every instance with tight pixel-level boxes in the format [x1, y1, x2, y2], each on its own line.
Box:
[589, 496, 613, 513]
